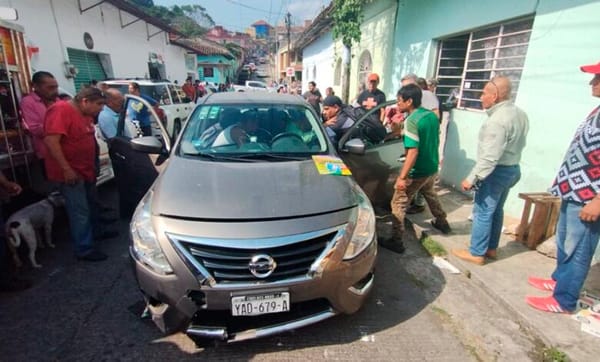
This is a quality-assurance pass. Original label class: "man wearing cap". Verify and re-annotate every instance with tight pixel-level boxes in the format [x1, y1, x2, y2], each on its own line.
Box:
[358, 73, 386, 122]
[452, 76, 529, 265]
[303, 81, 323, 114]
[526, 62, 600, 314]
[322, 95, 354, 144]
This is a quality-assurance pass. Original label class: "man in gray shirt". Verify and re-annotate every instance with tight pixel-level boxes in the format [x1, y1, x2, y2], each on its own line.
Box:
[452, 76, 529, 265]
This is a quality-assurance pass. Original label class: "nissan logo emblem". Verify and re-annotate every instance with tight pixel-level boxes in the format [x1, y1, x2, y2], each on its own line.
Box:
[248, 254, 277, 278]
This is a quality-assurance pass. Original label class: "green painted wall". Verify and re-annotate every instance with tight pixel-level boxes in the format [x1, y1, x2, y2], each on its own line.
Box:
[389, 0, 600, 217]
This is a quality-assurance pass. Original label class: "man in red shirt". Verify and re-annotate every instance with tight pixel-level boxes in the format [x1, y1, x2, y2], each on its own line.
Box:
[44, 87, 107, 261]
[182, 76, 196, 102]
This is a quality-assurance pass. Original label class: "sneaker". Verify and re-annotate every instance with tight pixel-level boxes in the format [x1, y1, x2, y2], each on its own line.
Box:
[527, 276, 556, 291]
[525, 295, 568, 313]
[431, 219, 451, 234]
[406, 205, 425, 214]
[377, 235, 406, 254]
[77, 250, 108, 262]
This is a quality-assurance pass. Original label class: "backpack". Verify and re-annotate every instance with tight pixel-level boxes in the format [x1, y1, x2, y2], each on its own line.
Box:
[341, 105, 387, 144]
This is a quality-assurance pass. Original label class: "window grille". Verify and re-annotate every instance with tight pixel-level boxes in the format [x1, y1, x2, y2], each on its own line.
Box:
[435, 17, 534, 110]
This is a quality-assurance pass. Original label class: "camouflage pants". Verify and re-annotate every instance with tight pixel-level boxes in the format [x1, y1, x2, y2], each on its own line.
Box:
[390, 174, 447, 234]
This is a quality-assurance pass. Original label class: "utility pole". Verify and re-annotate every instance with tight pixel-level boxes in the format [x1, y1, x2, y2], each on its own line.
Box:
[285, 11, 291, 79]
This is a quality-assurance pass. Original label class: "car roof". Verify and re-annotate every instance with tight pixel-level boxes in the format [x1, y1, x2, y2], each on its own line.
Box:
[103, 79, 172, 85]
[202, 92, 308, 106]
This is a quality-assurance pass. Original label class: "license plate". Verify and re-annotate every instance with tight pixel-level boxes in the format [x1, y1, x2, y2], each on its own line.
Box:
[231, 292, 290, 316]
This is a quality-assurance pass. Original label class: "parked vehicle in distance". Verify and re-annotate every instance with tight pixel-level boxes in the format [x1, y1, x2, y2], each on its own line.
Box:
[233, 80, 277, 93]
[103, 79, 194, 139]
[117, 92, 393, 345]
[256, 70, 269, 78]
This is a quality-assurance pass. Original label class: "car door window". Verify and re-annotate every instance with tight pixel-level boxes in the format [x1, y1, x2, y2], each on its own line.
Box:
[338, 100, 404, 208]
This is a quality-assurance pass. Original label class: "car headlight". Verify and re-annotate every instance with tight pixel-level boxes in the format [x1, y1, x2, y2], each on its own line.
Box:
[343, 188, 376, 260]
[130, 190, 173, 274]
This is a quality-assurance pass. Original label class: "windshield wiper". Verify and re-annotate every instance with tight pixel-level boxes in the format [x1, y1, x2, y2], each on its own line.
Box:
[234, 153, 311, 161]
[182, 152, 260, 162]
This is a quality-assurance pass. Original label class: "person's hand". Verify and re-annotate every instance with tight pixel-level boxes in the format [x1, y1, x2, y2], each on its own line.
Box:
[395, 177, 411, 191]
[63, 167, 80, 185]
[3, 181, 22, 196]
[580, 197, 600, 223]
[324, 119, 336, 127]
[461, 179, 473, 191]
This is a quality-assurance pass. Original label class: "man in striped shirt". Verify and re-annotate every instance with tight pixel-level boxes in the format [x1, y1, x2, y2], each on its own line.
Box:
[527, 61, 600, 314]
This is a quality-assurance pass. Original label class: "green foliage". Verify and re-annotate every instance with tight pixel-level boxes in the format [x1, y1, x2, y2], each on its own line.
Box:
[421, 236, 447, 256]
[224, 43, 243, 58]
[126, 1, 214, 37]
[542, 347, 569, 362]
[331, 0, 365, 47]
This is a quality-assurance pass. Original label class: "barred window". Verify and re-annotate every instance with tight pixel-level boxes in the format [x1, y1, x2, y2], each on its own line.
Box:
[435, 17, 534, 110]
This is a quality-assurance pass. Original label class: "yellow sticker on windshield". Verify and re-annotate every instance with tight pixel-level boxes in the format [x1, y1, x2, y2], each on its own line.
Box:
[312, 155, 352, 176]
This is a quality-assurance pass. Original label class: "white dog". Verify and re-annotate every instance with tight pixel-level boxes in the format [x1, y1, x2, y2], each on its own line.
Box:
[6, 192, 64, 268]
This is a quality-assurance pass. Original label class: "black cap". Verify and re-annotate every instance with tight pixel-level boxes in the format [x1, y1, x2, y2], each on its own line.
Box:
[323, 95, 342, 107]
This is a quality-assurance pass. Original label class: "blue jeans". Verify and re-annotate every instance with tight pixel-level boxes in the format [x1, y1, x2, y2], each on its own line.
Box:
[552, 201, 600, 311]
[60, 181, 98, 257]
[470, 165, 521, 256]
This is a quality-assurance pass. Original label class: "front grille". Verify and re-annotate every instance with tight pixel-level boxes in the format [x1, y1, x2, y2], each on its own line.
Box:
[179, 231, 337, 283]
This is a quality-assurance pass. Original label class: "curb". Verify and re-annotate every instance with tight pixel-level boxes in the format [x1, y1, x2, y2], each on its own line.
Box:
[408, 219, 554, 348]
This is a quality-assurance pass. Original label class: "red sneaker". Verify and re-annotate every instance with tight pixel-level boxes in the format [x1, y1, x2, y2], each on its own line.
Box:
[527, 276, 556, 291]
[525, 295, 567, 313]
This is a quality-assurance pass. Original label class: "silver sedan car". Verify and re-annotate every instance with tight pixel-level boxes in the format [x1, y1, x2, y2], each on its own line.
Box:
[114, 92, 404, 345]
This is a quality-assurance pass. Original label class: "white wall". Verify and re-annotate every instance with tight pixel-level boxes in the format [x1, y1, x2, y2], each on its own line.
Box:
[301, 30, 334, 95]
[0, 0, 189, 94]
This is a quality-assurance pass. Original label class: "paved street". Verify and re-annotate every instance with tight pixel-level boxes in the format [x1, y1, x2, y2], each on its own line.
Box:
[0, 183, 543, 361]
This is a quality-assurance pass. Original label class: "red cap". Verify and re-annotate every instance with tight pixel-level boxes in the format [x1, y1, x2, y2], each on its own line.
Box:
[580, 61, 600, 74]
[368, 73, 380, 82]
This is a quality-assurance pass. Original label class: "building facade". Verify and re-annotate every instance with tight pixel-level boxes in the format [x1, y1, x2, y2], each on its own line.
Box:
[388, 0, 600, 216]
[0, 0, 189, 93]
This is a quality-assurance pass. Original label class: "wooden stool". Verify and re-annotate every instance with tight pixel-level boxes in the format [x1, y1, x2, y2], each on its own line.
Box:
[516, 192, 561, 249]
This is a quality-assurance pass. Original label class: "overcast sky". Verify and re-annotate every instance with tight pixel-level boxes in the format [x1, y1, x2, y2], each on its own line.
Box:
[154, 0, 331, 32]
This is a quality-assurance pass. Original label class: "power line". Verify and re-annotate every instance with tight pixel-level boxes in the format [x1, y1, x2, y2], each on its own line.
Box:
[224, 0, 279, 15]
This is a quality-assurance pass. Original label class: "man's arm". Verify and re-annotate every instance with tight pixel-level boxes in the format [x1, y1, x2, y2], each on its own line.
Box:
[44, 134, 79, 184]
[0, 170, 22, 196]
[395, 147, 418, 190]
[581, 194, 600, 222]
[20, 97, 45, 137]
[464, 119, 508, 185]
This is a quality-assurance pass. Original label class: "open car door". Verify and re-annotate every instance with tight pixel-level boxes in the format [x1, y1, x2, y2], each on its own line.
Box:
[338, 100, 405, 210]
[109, 94, 172, 218]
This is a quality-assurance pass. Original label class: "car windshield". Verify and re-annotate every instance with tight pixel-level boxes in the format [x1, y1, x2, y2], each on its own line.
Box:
[179, 104, 328, 157]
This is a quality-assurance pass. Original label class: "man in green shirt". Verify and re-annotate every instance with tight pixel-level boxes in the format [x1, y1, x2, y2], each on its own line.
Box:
[380, 84, 451, 253]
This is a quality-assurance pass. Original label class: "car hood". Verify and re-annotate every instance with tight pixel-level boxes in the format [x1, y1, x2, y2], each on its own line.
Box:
[152, 156, 359, 220]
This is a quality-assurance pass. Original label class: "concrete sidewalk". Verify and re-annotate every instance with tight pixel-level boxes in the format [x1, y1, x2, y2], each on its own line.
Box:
[405, 185, 600, 361]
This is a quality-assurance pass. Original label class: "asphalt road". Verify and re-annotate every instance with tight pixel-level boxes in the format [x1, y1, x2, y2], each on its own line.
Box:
[0, 183, 541, 361]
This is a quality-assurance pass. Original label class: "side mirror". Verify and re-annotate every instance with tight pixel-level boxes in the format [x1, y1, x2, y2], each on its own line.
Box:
[131, 136, 164, 154]
[343, 138, 366, 155]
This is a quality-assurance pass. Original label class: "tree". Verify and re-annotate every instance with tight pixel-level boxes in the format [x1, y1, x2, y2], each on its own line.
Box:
[331, 0, 365, 103]
[127, 1, 215, 37]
